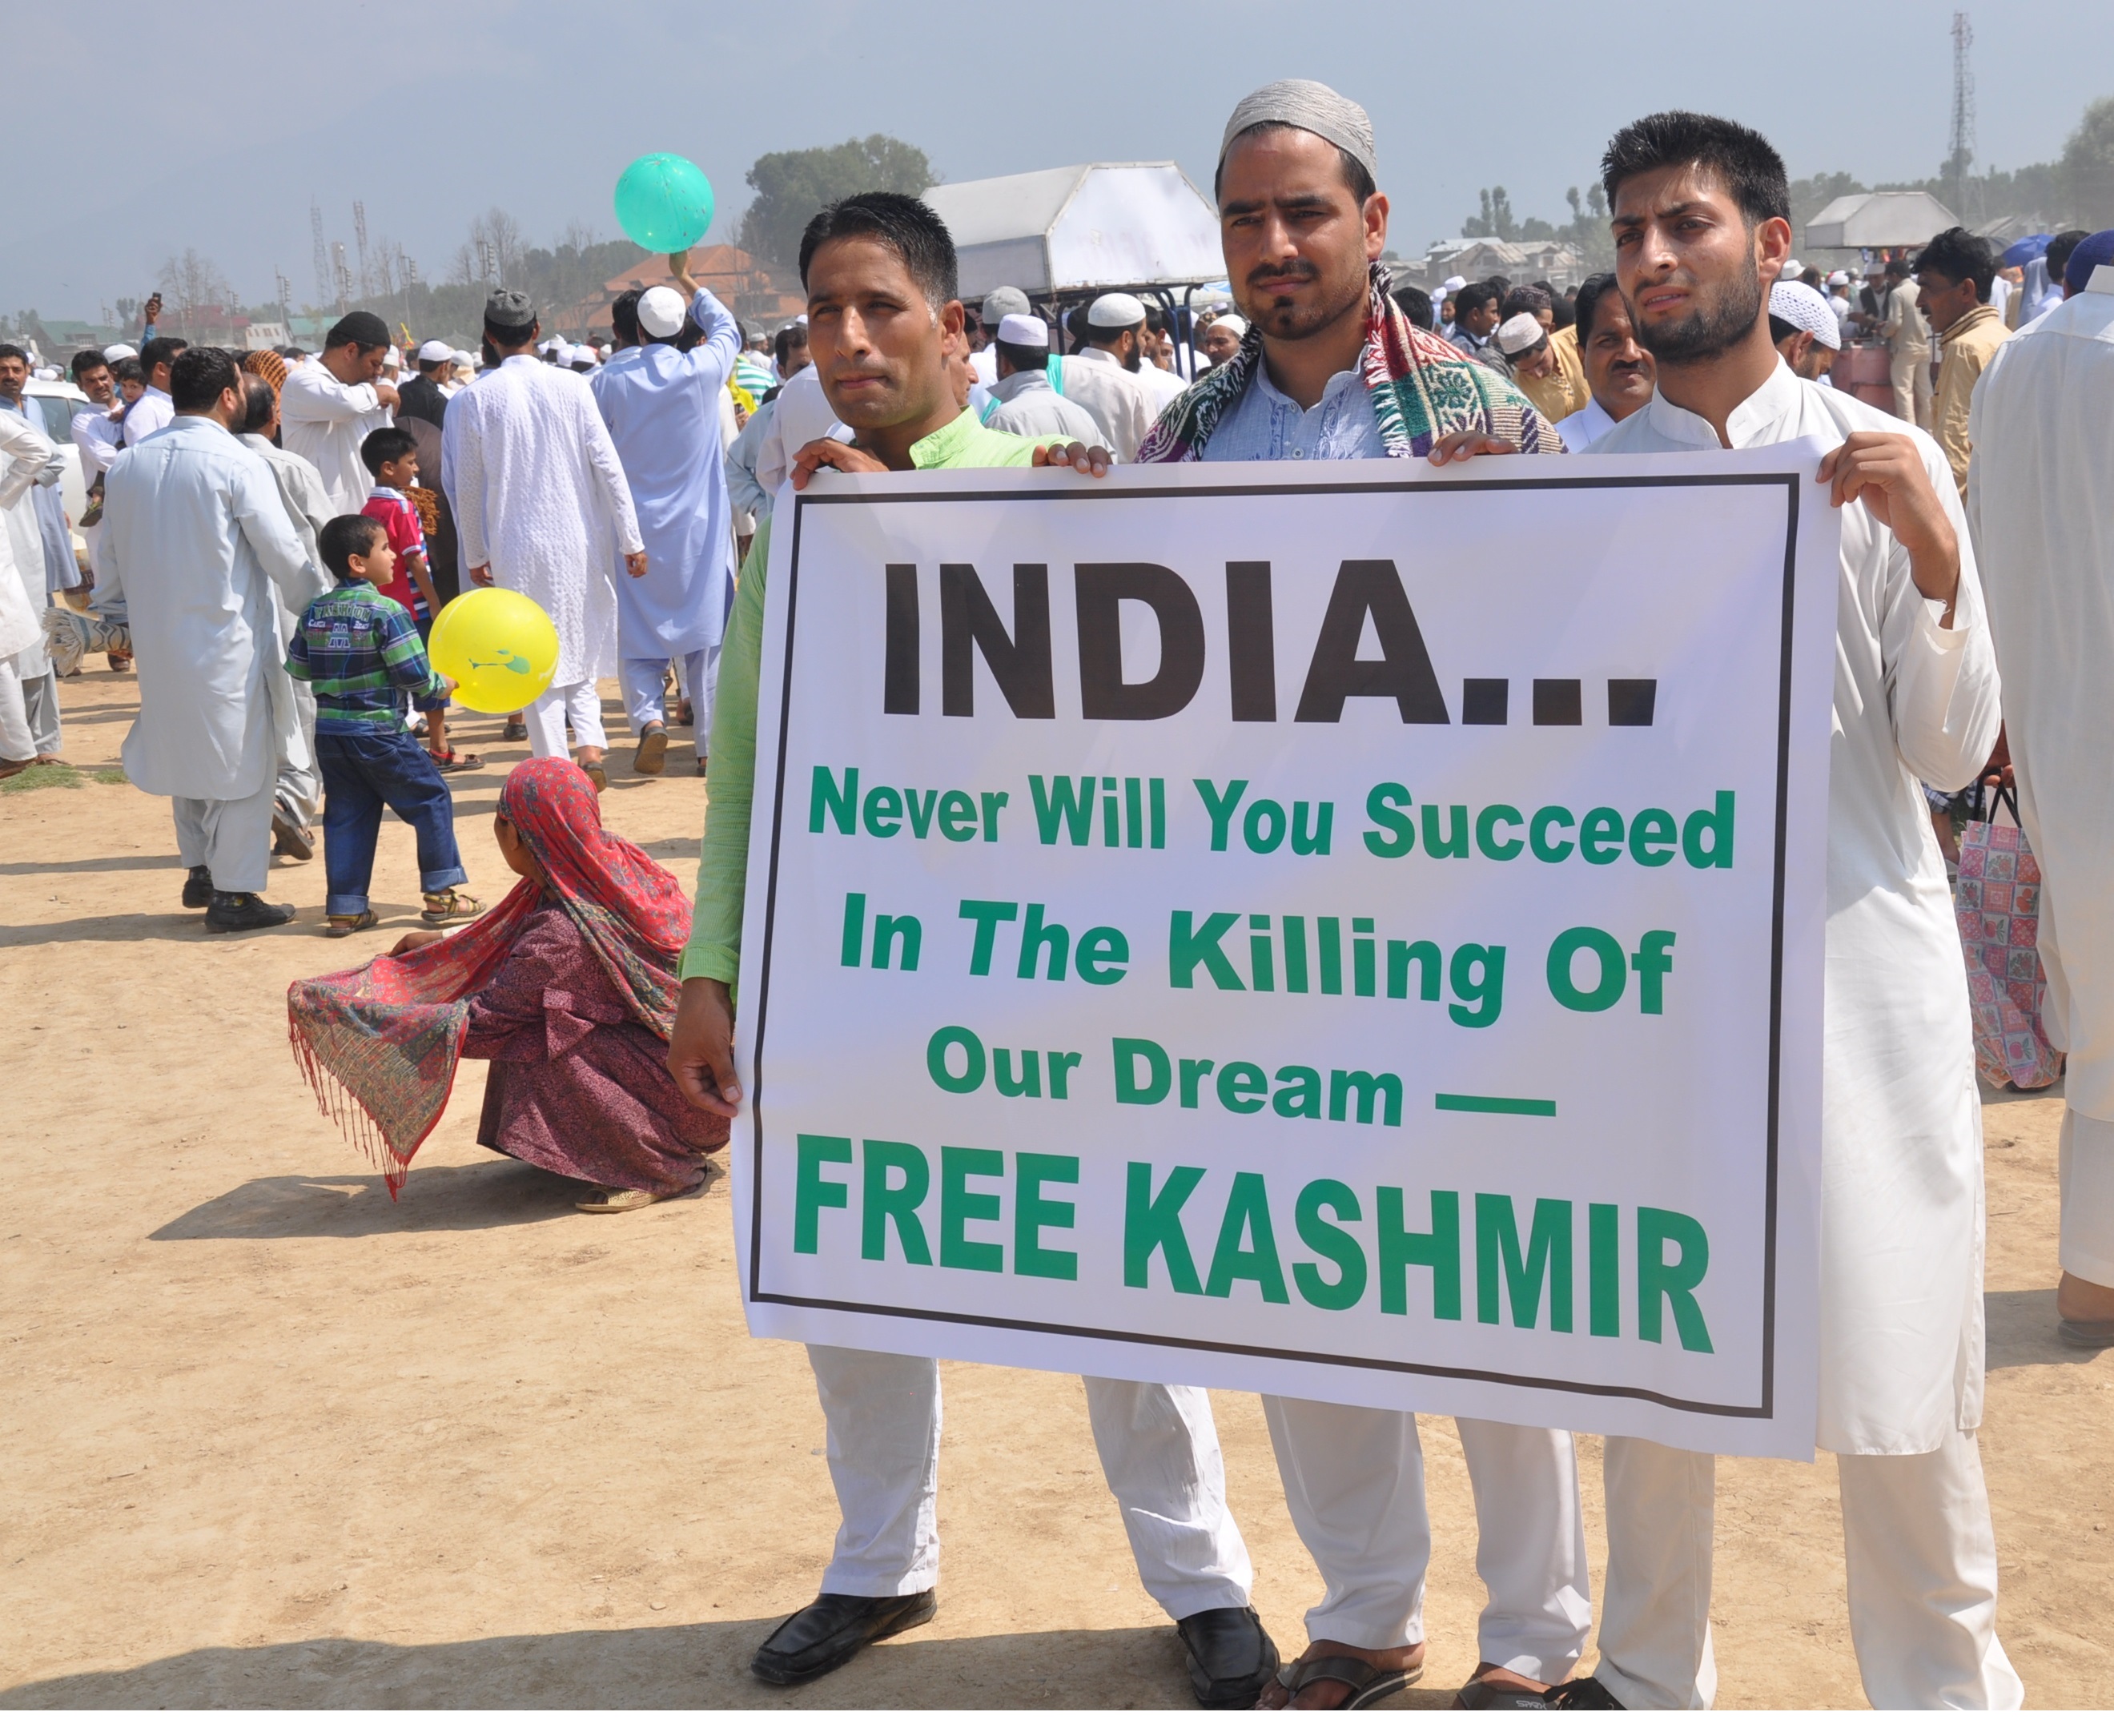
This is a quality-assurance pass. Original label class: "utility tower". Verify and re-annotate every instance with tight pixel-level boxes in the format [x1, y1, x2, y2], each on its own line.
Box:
[1947, 11, 1976, 220]
[332, 242, 351, 314]
[310, 201, 330, 310]
[353, 199, 371, 295]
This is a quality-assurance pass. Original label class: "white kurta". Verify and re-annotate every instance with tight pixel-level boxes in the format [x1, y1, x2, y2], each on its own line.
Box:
[1055, 348, 1160, 461]
[279, 359, 392, 516]
[1591, 362, 2001, 1453]
[589, 286, 742, 659]
[95, 418, 324, 800]
[734, 366, 850, 510]
[1967, 263, 2114, 1283]
[440, 354, 641, 689]
[0, 412, 51, 662]
[1553, 396, 1616, 452]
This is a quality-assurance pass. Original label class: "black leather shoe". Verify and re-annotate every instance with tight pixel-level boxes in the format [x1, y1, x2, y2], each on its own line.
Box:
[750, 1589, 938, 1686]
[205, 890, 296, 932]
[1544, 1675, 1626, 1709]
[1176, 1605, 1280, 1709]
[181, 866, 214, 908]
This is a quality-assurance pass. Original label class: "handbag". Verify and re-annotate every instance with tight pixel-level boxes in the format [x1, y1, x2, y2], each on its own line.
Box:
[1953, 784, 2064, 1091]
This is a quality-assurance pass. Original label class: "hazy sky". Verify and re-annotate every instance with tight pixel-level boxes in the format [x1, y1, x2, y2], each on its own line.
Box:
[12, 0, 2111, 318]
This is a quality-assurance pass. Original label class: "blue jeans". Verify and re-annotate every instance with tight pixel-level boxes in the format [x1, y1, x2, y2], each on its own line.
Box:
[316, 729, 468, 916]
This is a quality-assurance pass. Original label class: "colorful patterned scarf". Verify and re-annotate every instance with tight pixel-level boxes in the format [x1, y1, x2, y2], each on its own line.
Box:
[1136, 263, 1562, 463]
[287, 757, 693, 1195]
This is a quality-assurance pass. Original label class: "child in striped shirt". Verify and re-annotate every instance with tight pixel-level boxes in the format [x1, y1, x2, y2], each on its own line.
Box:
[287, 516, 484, 937]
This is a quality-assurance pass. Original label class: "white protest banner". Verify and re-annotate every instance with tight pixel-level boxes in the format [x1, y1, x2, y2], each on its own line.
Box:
[733, 450, 1838, 1458]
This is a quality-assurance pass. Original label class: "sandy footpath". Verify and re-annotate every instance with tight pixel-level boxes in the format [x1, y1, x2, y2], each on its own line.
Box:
[2, 670, 2108, 1709]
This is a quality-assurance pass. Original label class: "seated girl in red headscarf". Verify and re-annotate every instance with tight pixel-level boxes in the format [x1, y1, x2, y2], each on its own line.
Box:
[290, 758, 728, 1211]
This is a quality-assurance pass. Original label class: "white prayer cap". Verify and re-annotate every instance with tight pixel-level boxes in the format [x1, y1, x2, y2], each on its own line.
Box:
[452, 348, 473, 366]
[1212, 314, 1248, 339]
[637, 285, 688, 339]
[384, 345, 402, 367]
[416, 338, 454, 363]
[980, 287, 1031, 324]
[33, 366, 59, 380]
[1087, 291, 1147, 329]
[996, 312, 1049, 348]
[1827, 270, 1850, 287]
[1495, 311, 1546, 356]
[1220, 78, 1376, 182]
[103, 343, 137, 361]
[1777, 258, 1803, 281]
[598, 344, 612, 359]
[1770, 280, 1840, 350]
[1441, 275, 1467, 295]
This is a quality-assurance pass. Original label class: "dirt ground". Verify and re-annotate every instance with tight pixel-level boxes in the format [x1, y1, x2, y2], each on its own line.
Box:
[2, 668, 2108, 1710]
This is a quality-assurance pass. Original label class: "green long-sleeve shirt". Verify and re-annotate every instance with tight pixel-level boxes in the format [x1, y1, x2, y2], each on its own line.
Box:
[681, 409, 1041, 985]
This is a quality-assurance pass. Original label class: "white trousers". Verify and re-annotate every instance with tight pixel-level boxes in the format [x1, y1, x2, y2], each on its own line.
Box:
[1596, 1433, 2023, 1710]
[275, 679, 319, 833]
[173, 778, 276, 894]
[2060, 1108, 2114, 1286]
[621, 646, 721, 744]
[523, 678, 607, 760]
[806, 1344, 1252, 1619]
[1260, 1396, 1590, 1676]
[18, 665, 61, 757]
[0, 651, 34, 761]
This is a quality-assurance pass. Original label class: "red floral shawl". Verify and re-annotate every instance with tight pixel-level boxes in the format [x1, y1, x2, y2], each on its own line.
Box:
[288, 757, 691, 1195]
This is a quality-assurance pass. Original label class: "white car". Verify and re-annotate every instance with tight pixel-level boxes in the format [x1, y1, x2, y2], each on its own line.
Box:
[22, 376, 98, 581]
[22, 376, 94, 525]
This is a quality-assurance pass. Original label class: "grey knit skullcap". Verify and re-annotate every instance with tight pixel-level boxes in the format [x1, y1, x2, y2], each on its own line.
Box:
[1219, 78, 1377, 181]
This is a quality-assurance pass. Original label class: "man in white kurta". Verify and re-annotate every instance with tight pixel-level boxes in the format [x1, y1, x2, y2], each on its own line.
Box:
[239, 372, 334, 853]
[96, 351, 325, 929]
[1054, 294, 1166, 462]
[0, 409, 54, 773]
[442, 289, 644, 773]
[725, 362, 850, 523]
[279, 311, 398, 515]
[1531, 119, 2019, 1711]
[1967, 236, 2114, 1346]
[589, 266, 741, 775]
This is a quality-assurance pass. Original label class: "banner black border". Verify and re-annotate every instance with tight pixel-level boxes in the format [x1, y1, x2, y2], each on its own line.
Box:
[746, 470, 1801, 1420]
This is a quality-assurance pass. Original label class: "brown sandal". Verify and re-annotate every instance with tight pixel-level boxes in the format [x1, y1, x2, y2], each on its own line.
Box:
[327, 910, 379, 937]
[422, 889, 485, 926]
[428, 749, 487, 773]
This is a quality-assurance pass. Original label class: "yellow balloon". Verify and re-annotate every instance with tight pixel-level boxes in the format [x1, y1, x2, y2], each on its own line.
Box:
[428, 587, 560, 713]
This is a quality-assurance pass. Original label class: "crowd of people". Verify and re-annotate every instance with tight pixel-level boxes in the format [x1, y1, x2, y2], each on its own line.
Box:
[2, 72, 2110, 1714]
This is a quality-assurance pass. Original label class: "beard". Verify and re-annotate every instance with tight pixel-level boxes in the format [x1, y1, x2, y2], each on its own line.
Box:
[1244, 259, 1367, 341]
[1633, 253, 1763, 367]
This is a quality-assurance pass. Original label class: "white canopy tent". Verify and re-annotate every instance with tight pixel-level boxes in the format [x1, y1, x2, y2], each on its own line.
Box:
[921, 162, 1224, 301]
[1804, 190, 1961, 250]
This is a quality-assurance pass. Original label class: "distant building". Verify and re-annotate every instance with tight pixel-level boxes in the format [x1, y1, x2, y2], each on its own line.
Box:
[1399, 237, 1589, 291]
[554, 244, 805, 340]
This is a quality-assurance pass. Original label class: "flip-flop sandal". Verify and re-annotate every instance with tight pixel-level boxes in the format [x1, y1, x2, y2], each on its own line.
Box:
[327, 910, 379, 937]
[428, 750, 487, 772]
[2058, 1317, 2114, 1348]
[422, 890, 486, 927]
[501, 720, 528, 741]
[577, 1180, 702, 1213]
[1276, 1654, 1422, 1710]
[581, 761, 608, 793]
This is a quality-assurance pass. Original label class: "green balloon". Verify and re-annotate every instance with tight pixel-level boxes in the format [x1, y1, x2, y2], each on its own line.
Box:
[613, 153, 715, 252]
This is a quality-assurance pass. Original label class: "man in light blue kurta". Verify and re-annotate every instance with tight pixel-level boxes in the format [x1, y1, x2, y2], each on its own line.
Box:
[589, 257, 741, 776]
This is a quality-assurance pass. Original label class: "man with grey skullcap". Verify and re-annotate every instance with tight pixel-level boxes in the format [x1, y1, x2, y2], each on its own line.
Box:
[1117, 78, 1588, 1714]
[1135, 79, 1559, 466]
[969, 287, 1031, 387]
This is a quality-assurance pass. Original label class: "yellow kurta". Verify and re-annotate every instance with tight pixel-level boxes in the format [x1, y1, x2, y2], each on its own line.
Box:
[1931, 303, 2008, 496]
[1548, 323, 1591, 418]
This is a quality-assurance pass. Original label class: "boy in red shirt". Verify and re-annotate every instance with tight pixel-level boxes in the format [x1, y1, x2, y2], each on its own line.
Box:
[360, 426, 481, 770]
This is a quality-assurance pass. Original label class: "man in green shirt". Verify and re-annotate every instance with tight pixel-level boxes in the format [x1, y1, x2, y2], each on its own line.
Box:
[665, 192, 1283, 1706]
